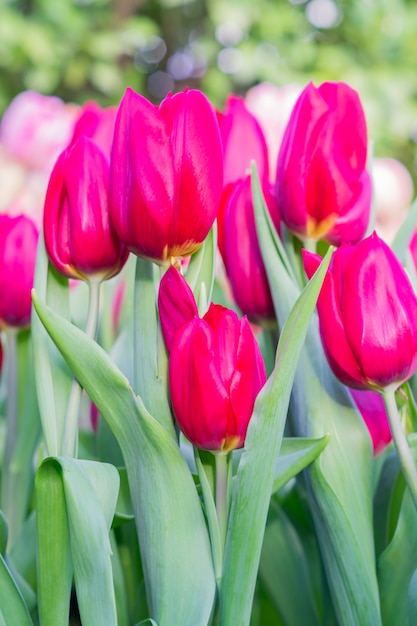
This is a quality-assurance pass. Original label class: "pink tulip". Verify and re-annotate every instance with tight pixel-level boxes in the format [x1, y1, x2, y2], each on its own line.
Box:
[219, 95, 269, 184]
[218, 176, 280, 324]
[70, 101, 117, 158]
[0, 214, 39, 328]
[158, 266, 266, 452]
[44, 135, 128, 282]
[276, 81, 371, 245]
[303, 232, 417, 391]
[350, 389, 392, 455]
[109, 87, 223, 264]
[0, 91, 79, 172]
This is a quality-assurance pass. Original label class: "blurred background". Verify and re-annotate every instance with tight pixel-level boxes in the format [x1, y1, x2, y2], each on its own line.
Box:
[1, 0, 417, 182]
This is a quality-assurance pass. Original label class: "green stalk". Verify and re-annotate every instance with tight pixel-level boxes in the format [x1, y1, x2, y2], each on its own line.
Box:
[382, 388, 417, 509]
[215, 452, 232, 563]
[61, 279, 101, 457]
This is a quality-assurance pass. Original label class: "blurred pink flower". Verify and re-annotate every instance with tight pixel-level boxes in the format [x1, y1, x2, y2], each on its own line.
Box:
[0, 90, 79, 172]
[372, 157, 414, 243]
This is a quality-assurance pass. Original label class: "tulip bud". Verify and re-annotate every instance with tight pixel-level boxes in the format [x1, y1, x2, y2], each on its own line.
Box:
[109, 87, 223, 264]
[70, 101, 117, 158]
[276, 81, 371, 245]
[0, 214, 39, 329]
[217, 175, 279, 324]
[303, 232, 417, 391]
[158, 267, 266, 453]
[219, 95, 269, 184]
[44, 135, 128, 282]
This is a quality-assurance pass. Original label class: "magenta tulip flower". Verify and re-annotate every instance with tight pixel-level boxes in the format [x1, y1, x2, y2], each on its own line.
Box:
[0, 214, 39, 328]
[276, 81, 371, 245]
[44, 135, 128, 282]
[218, 175, 280, 324]
[70, 101, 117, 158]
[110, 87, 223, 265]
[158, 266, 266, 453]
[303, 232, 417, 391]
[219, 94, 269, 185]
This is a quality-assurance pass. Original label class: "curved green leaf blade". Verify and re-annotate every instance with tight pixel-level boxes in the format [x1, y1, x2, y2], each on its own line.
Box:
[219, 240, 333, 626]
[32, 230, 71, 457]
[258, 502, 322, 626]
[0, 554, 33, 626]
[36, 458, 120, 626]
[32, 292, 216, 626]
[273, 435, 329, 494]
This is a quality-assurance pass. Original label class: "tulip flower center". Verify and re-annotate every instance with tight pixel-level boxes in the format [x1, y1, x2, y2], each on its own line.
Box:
[307, 213, 337, 239]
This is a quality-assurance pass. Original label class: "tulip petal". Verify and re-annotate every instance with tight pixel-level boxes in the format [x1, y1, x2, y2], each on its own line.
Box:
[169, 318, 231, 451]
[342, 233, 417, 388]
[110, 88, 173, 261]
[158, 266, 198, 353]
[160, 90, 223, 258]
[220, 95, 269, 185]
[303, 248, 366, 388]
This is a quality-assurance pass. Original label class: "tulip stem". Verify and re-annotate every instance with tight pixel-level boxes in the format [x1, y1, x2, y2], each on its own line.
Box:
[383, 389, 417, 509]
[215, 452, 232, 563]
[61, 280, 101, 457]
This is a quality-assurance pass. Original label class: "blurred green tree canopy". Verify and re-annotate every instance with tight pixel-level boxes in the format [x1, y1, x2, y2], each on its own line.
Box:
[1, 0, 417, 177]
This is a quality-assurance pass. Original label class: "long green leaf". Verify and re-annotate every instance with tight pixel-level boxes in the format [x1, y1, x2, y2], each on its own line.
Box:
[0, 554, 33, 626]
[32, 230, 71, 456]
[32, 292, 216, 626]
[133, 257, 175, 439]
[219, 235, 333, 625]
[252, 165, 381, 625]
[36, 458, 119, 626]
[258, 501, 322, 626]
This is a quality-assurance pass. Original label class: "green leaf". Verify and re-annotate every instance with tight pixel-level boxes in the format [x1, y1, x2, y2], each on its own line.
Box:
[185, 224, 217, 314]
[0, 553, 33, 626]
[258, 501, 322, 626]
[408, 568, 417, 626]
[377, 437, 417, 626]
[252, 165, 382, 625]
[31, 230, 72, 457]
[32, 292, 216, 626]
[36, 458, 119, 626]
[219, 218, 333, 625]
[272, 435, 329, 494]
[133, 257, 175, 439]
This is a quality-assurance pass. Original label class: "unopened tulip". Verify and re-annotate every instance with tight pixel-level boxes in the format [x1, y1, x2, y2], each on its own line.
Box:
[70, 101, 117, 158]
[44, 135, 128, 282]
[303, 232, 417, 391]
[219, 95, 269, 184]
[110, 87, 223, 264]
[276, 81, 371, 245]
[218, 175, 279, 324]
[158, 267, 266, 453]
[0, 214, 39, 328]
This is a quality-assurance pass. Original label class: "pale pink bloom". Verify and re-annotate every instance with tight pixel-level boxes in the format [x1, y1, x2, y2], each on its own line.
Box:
[0, 91, 79, 172]
[372, 157, 414, 243]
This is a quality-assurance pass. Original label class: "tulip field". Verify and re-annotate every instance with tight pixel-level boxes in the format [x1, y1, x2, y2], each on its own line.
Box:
[3, 26, 417, 626]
